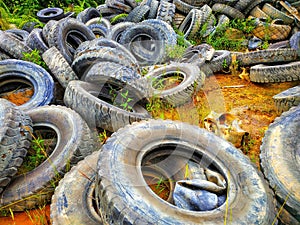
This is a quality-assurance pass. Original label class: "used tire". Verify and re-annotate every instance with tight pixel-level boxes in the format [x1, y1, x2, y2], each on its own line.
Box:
[0, 105, 100, 211]
[273, 85, 300, 114]
[50, 150, 103, 225]
[25, 28, 49, 54]
[260, 105, 300, 223]
[96, 119, 277, 224]
[212, 3, 245, 19]
[0, 99, 32, 194]
[107, 21, 135, 42]
[206, 50, 232, 73]
[0, 59, 54, 111]
[76, 7, 100, 24]
[156, 0, 176, 24]
[37, 7, 65, 23]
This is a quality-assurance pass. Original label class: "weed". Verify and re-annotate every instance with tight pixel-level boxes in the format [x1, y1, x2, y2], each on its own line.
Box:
[110, 13, 128, 24]
[165, 44, 187, 60]
[241, 136, 256, 154]
[22, 49, 48, 69]
[98, 129, 110, 144]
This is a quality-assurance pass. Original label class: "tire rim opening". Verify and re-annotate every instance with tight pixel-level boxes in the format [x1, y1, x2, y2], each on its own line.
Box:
[152, 71, 185, 91]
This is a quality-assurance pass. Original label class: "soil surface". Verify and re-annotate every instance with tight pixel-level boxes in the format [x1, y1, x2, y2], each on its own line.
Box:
[0, 71, 299, 224]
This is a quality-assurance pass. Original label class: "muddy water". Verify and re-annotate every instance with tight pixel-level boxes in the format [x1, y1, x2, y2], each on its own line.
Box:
[0, 72, 299, 224]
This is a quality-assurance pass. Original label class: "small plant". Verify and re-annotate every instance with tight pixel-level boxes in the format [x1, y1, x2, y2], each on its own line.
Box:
[110, 13, 128, 24]
[22, 49, 48, 69]
[98, 129, 110, 144]
[165, 44, 187, 60]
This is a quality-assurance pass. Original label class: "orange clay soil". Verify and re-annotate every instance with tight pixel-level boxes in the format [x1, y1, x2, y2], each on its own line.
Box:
[0, 72, 299, 224]
[0, 88, 34, 106]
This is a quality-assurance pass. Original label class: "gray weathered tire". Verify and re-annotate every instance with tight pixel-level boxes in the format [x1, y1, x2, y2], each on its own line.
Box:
[262, 3, 294, 25]
[145, 62, 205, 106]
[0, 99, 32, 194]
[260, 105, 300, 223]
[0, 105, 100, 211]
[96, 119, 277, 224]
[25, 28, 49, 54]
[50, 150, 103, 225]
[179, 9, 203, 39]
[173, 0, 195, 14]
[212, 3, 245, 19]
[206, 50, 231, 73]
[236, 48, 298, 66]
[273, 85, 300, 114]
[42, 46, 78, 89]
[107, 21, 135, 42]
[76, 7, 101, 24]
[234, 0, 252, 11]
[63, 80, 151, 132]
[289, 31, 300, 52]
[250, 62, 300, 83]
[244, 0, 273, 16]
[125, 5, 150, 23]
[156, 0, 176, 24]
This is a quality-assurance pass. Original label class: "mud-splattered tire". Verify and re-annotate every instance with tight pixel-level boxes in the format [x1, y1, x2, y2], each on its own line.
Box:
[96, 119, 277, 224]
[273, 85, 300, 114]
[260, 105, 300, 223]
[50, 150, 103, 225]
[0, 99, 32, 194]
[0, 105, 100, 211]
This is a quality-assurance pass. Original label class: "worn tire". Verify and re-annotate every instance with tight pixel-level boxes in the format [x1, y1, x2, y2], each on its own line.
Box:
[289, 31, 300, 53]
[234, 0, 252, 11]
[107, 21, 135, 42]
[260, 105, 300, 223]
[105, 0, 132, 13]
[212, 3, 245, 19]
[42, 46, 78, 89]
[125, 5, 150, 23]
[88, 23, 108, 38]
[76, 7, 101, 24]
[0, 105, 100, 211]
[156, 0, 176, 24]
[5, 29, 29, 43]
[244, 0, 273, 16]
[273, 85, 300, 114]
[0, 59, 54, 111]
[145, 62, 205, 106]
[25, 28, 49, 54]
[250, 62, 300, 83]
[262, 3, 294, 25]
[206, 50, 232, 73]
[64, 80, 151, 132]
[236, 48, 298, 66]
[50, 150, 103, 225]
[0, 99, 32, 194]
[37, 7, 65, 23]
[96, 119, 277, 224]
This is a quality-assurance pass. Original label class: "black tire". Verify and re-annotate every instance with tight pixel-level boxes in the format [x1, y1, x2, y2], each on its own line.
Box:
[88, 23, 108, 38]
[260, 105, 300, 223]
[42, 46, 79, 89]
[212, 3, 245, 19]
[72, 38, 139, 77]
[0, 59, 54, 111]
[125, 5, 150, 23]
[46, 17, 96, 64]
[0, 30, 32, 59]
[22, 22, 39, 33]
[156, 0, 176, 24]
[25, 28, 49, 54]
[76, 7, 101, 24]
[120, 24, 166, 66]
[145, 62, 205, 106]
[0, 105, 100, 211]
[250, 62, 300, 83]
[63, 80, 151, 132]
[96, 4, 124, 17]
[206, 50, 232, 73]
[37, 7, 65, 23]
[181, 0, 209, 7]
[96, 119, 277, 224]
[0, 99, 32, 194]
[5, 29, 29, 43]
[82, 61, 141, 83]
[273, 85, 300, 114]
[236, 48, 298, 66]
[107, 21, 135, 42]
[262, 3, 294, 25]
[50, 150, 103, 225]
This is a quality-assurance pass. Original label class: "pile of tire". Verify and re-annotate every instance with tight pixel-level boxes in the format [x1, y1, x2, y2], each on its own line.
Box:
[0, 1, 299, 224]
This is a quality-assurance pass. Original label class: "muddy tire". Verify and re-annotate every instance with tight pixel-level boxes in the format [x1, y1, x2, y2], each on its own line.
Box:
[250, 62, 300, 83]
[42, 46, 78, 89]
[37, 7, 65, 23]
[0, 99, 32, 194]
[63, 80, 151, 132]
[273, 85, 300, 114]
[0, 30, 32, 59]
[212, 3, 245, 19]
[96, 119, 277, 224]
[0, 105, 100, 211]
[262, 3, 294, 25]
[260, 105, 300, 223]
[244, 0, 273, 16]
[145, 62, 205, 106]
[0, 59, 54, 111]
[236, 48, 298, 66]
[50, 150, 103, 225]
[156, 0, 176, 24]
[106, 0, 132, 13]
[25, 28, 49, 54]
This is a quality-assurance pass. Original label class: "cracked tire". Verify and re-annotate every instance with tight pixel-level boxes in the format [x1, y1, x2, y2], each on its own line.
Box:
[273, 85, 300, 114]
[96, 119, 277, 224]
[0, 105, 100, 211]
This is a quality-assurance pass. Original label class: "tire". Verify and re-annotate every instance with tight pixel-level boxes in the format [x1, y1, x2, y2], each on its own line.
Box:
[82, 61, 141, 83]
[72, 38, 139, 77]
[179, 9, 203, 39]
[234, 0, 252, 11]
[181, 0, 209, 7]
[267, 40, 290, 49]
[46, 17, 96, 64]
[260, 105, 300, 223]
[0, 105, 100, 211]
[5, 29, 29, 43]
[0, 51, 10, 60]
[173, 0, 195, 14]
[206, 50, 232, 73]
[25, 28, 49, 54]
[248, 36, 263, 50]
[249, 6, 269, 18]
[262, 3, 294, 25]
[119, 24, 166, 66]
[76, 7, 100, 24]
[145, 62, 205, 106]
[105, 0, 132, 13]
[236, 48, 298, 66]
[50, 150, 103, 225]
[96, 119, 277, 224]
[37, 7, 65, 23]
[63, 80, 151, 132]
[85, 17, 111, 30]
[244, 0, 273, 16]
[88, 23, 108, 38]
[212, 3, 245, 19]
[107, 21, 135, 42]
[250, 62, 300, 83]
[289, 31, 300, 52]
[273, 85, 300, 114]
[0, 59, 54, 111]
[0, 30, 32, 59]
[0, 99, 32, 194]
[125, 5, 150, 23]
[156, 0, 176, 24]
[173, 13, 186, 28]
[42, 46, 79, 89]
